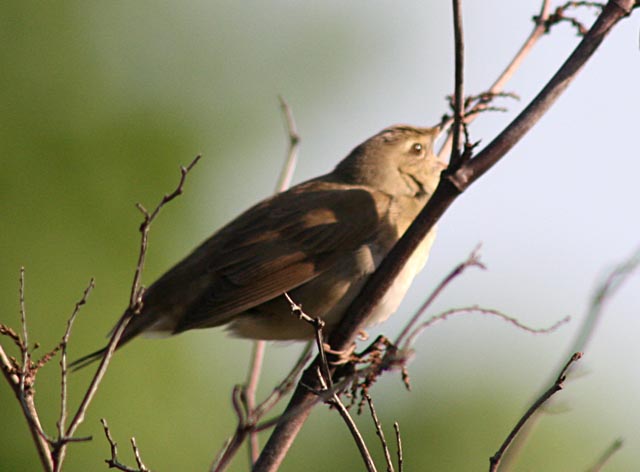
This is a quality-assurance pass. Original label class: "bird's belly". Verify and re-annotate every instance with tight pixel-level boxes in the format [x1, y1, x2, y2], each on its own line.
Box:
[227, 229, 436, 340]
[366, 229, 436, 326]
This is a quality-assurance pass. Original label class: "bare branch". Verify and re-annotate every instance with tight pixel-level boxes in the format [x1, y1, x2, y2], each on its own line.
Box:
[489, 1, 552, 94]
[439, 1, 552, 159]
[243, 97, 301, 464]
[393, 422, 403, 472]
[365, 394, 394, 472]
[569, 247, 640, 363]
[395, 246, 485, 347]
[489, 352, 583, 472]
[131, 438, 149, 472]
[58, 279, 95, 436]
[586, 438, 624, 472]
[210, 386, 249, 472]
[65, 155, 201, 442]
[19, 267, 29, 389]
[101, 419, 150, 472]
[287, 295, 378, 472]
[501, 246, 640, 467]
[130, 154, 202, 311]
[244, 340, 265, 464]
[323, 373, 376, 472]
[253, 342, 312, 419]
[275, 95, 300, 193]
[211, 343, 312, 472]
[284, 293, 332, 389]
[449, 0, 466, 168]
[404, 306, 570, 349]
[0, 269, 55, 471]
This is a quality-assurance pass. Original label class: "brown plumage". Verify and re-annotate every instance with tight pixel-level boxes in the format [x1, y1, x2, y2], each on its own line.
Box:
[72, 124, 444, 369]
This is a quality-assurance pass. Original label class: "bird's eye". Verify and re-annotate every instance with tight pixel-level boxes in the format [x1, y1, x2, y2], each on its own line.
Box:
[411, 142, 423, 154]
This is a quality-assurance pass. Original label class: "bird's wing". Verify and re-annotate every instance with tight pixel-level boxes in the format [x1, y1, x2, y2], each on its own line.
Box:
[168, 181, 392, 332]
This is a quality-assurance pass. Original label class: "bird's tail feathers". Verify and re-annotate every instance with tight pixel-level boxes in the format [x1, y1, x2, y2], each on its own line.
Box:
[69, 346, 108, 371]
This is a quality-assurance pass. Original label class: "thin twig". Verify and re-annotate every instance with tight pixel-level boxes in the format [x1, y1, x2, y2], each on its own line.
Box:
[131, 437, 149, 472]
[53, 278, 95, 470]
[491, 1, 552, 93]
[284, 293, 332, 389]
[321, 373, 376, 472]
[275, 95, 300, 193]
[18, 390, 54, 471]
[586, 438, 624, 472]
[439, 0, 552, 160]
[330, 395, 377, 472]
[449, 0, 466, 168]
[395, 246, 485, 347]
[253, 342, 313, 419]
[285, 293, 377, 471]
[501, 246, 640, 467]
[393, 422, 403, 472]
[365, 394, 394, 472]
[101, 419, 150, 472]
[19, 267, 29, 390]
[568, 247, 640, 366]
[286, 296, 379, 472]
[489, 352, 583, 472]
[65, 155, 201, 443]
[244, 340, 265, 463]
[211, 343, 312, 472]
[404, 306, 570, 349]
[130, 155, 202, 311]
[1, 268, 56, 471]
[243, 96, 301, 465]
[211, 386, 249, 472]
[210, 437, 233, 472]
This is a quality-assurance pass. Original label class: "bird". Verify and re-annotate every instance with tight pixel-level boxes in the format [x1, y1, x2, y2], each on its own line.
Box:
[71, 124, 445, 369]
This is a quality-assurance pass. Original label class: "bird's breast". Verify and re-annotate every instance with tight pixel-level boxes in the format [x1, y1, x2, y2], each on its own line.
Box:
[365, 227, 437, 326]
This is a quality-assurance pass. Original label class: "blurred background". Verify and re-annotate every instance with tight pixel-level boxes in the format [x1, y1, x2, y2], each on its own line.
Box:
[1, 1, 639, 470]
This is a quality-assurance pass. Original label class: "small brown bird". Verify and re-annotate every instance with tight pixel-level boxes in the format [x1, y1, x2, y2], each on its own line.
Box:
[73, 124, 445, 368]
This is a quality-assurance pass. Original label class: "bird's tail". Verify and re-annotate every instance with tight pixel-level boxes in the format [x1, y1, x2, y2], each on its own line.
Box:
[69, 309, 138, 371]
[69, 346, 109, 371]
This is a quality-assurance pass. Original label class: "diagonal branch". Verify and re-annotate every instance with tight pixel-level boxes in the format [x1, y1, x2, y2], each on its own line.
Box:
[253, 2, 635, 470]
[489, 352, 583, 471]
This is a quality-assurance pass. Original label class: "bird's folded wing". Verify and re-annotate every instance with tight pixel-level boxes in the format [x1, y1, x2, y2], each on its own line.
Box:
[171, 183, 391, 332]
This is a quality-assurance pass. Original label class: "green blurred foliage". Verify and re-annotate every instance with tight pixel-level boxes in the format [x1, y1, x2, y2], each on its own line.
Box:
[1, 2, 637, 472]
